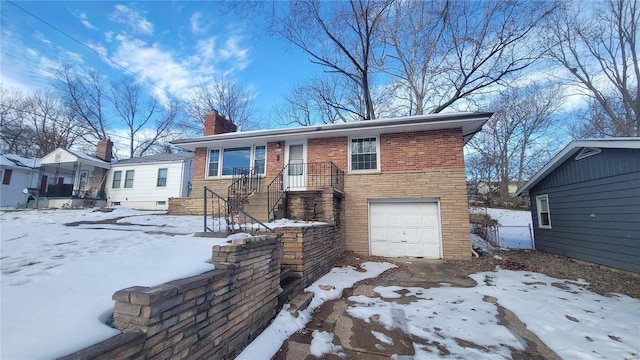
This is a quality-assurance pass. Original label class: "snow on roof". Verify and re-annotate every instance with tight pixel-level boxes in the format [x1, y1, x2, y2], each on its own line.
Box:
[516, 138, 640, 196]
[0, 153, 40, 169]
[112, 153, 194, 166]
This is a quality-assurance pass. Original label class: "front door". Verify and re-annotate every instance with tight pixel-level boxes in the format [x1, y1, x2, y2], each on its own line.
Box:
[284, 141, 307, 190]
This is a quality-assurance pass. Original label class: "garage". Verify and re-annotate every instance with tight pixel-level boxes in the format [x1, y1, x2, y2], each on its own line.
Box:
[369, 200, 442, 258]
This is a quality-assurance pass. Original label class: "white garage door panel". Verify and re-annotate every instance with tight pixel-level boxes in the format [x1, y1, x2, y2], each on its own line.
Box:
[369, 201, 442, 258]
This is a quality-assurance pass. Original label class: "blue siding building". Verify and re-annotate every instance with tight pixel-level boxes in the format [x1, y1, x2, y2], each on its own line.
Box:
[517, 139, 640, 273]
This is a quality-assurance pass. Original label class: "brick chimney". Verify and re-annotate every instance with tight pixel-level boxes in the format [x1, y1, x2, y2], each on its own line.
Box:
[203, 109, 237, 136]
[96, 139, 113, 162]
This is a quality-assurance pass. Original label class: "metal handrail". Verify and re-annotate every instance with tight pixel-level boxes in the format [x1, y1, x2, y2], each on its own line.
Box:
[266, 161, 345, 222]
[204, 186, 273, 234]
[228, 167, 262, 208]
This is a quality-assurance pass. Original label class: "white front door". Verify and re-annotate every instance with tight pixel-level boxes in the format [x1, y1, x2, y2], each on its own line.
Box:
[284, 141, 307, 190]
[369, 201, 442, 258]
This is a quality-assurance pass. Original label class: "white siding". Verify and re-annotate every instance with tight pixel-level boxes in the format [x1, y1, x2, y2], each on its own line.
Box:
[0, 167, 38, 208]
[106, 160, 191, 210]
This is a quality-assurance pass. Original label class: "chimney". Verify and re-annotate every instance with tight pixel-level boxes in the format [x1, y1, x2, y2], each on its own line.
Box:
[203, 109, 238, 136]
[96, 139, 113, 162]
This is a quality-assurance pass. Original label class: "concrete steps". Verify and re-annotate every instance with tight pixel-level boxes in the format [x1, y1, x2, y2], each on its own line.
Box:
[241, 192, 285, 223]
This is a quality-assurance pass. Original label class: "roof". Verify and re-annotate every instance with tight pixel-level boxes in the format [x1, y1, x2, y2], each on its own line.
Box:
[0, 154, 40, 169]
[516, 138, 640, 196]
[112, 153, 194, 166]
[40, 148, 111, 169]
[171, 112, 493, 151]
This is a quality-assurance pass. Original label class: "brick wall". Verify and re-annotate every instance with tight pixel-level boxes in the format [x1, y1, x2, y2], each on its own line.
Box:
[308, 137, 348, 170]
[61, 235, 282, 360]
[380, 129, 464, 171]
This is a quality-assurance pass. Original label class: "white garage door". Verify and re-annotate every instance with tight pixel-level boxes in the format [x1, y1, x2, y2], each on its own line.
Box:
[369, 201, 442, 258]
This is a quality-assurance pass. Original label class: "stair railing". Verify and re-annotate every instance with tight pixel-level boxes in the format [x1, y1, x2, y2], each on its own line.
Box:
[228, 167, 262, 208]
[204, 186, 273, 234]
[267, 164, 288, 223]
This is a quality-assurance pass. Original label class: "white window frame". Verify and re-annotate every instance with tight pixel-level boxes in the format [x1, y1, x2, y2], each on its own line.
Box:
[206, 145, 267, 178]
[112, 170, 122, 188]
[157, 168, 168, 187]
[124, 170, 135, 188]
[536, 194, 552, 229]
[348, 136, 381, 173]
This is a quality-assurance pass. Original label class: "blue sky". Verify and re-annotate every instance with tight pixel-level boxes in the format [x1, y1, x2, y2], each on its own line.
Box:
[0, 1, 319, 129]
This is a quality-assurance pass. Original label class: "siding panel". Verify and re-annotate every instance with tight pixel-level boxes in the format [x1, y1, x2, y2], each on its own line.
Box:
[530, 148, 640, 273]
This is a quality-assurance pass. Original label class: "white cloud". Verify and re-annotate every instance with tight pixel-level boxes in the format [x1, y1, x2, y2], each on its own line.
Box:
[78, 13, 98, 30]
[190, 12, 209, 35]
[86, 41, 108, 58]
[219, 36, 250, 71]
[105, 31, 114, 42]
[33, 31, 51, 47]
[66, 51, 84, 64]
[109, 4, 154, 36]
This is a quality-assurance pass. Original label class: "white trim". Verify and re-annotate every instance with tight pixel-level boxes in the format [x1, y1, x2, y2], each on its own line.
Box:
[172, 112, 493, 151]
[284, 140, 308, 190]
[206, 145, 267, 178]
[516, 138, 640, 196]
[536, 194, 552, 229]
[348, 135, 381, 173]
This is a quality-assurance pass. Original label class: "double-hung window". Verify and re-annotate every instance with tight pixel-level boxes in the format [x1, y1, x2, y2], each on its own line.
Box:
[112, 171, 122, 188]
[124, 170, 134, 188]
[350, 137, 379, 172]
[207, 145, 266, 177]
[157, 168, 167, 187]
[536, 194, 551, 229]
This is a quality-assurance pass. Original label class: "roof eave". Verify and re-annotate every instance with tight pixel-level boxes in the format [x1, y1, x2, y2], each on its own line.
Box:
[516, 138, 640, 196]
[171, 112, 492, 151]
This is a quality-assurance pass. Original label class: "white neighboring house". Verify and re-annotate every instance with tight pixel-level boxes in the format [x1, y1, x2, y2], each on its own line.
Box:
[106, 153, 194, 210]
[0, 154, 41, 208]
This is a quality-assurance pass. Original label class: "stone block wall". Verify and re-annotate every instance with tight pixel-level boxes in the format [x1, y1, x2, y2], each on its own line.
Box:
[61, 235, 282, 360]
[277, 224, 345, 288]
[287, 188, 343, 226]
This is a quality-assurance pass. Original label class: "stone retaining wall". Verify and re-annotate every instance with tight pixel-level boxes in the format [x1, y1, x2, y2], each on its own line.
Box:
[60, 234, 281, 360]
[278, 224, 345, 288]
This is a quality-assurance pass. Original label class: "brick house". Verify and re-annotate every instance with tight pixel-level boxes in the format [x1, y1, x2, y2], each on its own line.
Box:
[171, 110, 491, 260]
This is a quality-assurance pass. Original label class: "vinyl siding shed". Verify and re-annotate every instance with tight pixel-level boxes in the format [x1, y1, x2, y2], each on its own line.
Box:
[517, 139, 640, 273]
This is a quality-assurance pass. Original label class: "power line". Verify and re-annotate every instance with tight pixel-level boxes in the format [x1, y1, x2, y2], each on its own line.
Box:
[5, 0, 180, 99]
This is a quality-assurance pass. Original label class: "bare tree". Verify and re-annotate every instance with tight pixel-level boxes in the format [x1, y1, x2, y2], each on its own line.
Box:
[467, 83, 561, 204]
[54, 65, 109, 143]
[110, 77, 179, 158]
[382, 0, 557, 115]
[0, 87, 34, 156]
[547, 0, 639, 137]
[23, 90, 82, 157]
[274, 0, 393, 120]
[185, 76, 256, 134]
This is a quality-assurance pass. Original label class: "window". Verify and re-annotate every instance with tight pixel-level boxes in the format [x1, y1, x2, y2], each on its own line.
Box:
[2, 169, 12, 185]
[112, 171, 122, 188]
[157, 168, 168, 187]
[124, 170, 134, 188]
[254, 145, 266, 174]
[536, 194, 551, 229]
[208, 149, 220, 177]
[222, 147, 251, 175]
[207, 146, 266, 177]
[350, 137, 379, 171]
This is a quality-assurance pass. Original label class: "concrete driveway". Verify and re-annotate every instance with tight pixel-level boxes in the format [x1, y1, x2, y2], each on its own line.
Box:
[273, 259, 561, 360]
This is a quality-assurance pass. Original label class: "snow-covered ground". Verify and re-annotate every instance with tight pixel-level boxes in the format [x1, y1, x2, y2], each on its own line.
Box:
[0, 207, 321, 359]
[347, 270, 639, 359]
[3, 207, 638, 359]
[473, 207, 534, 249]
